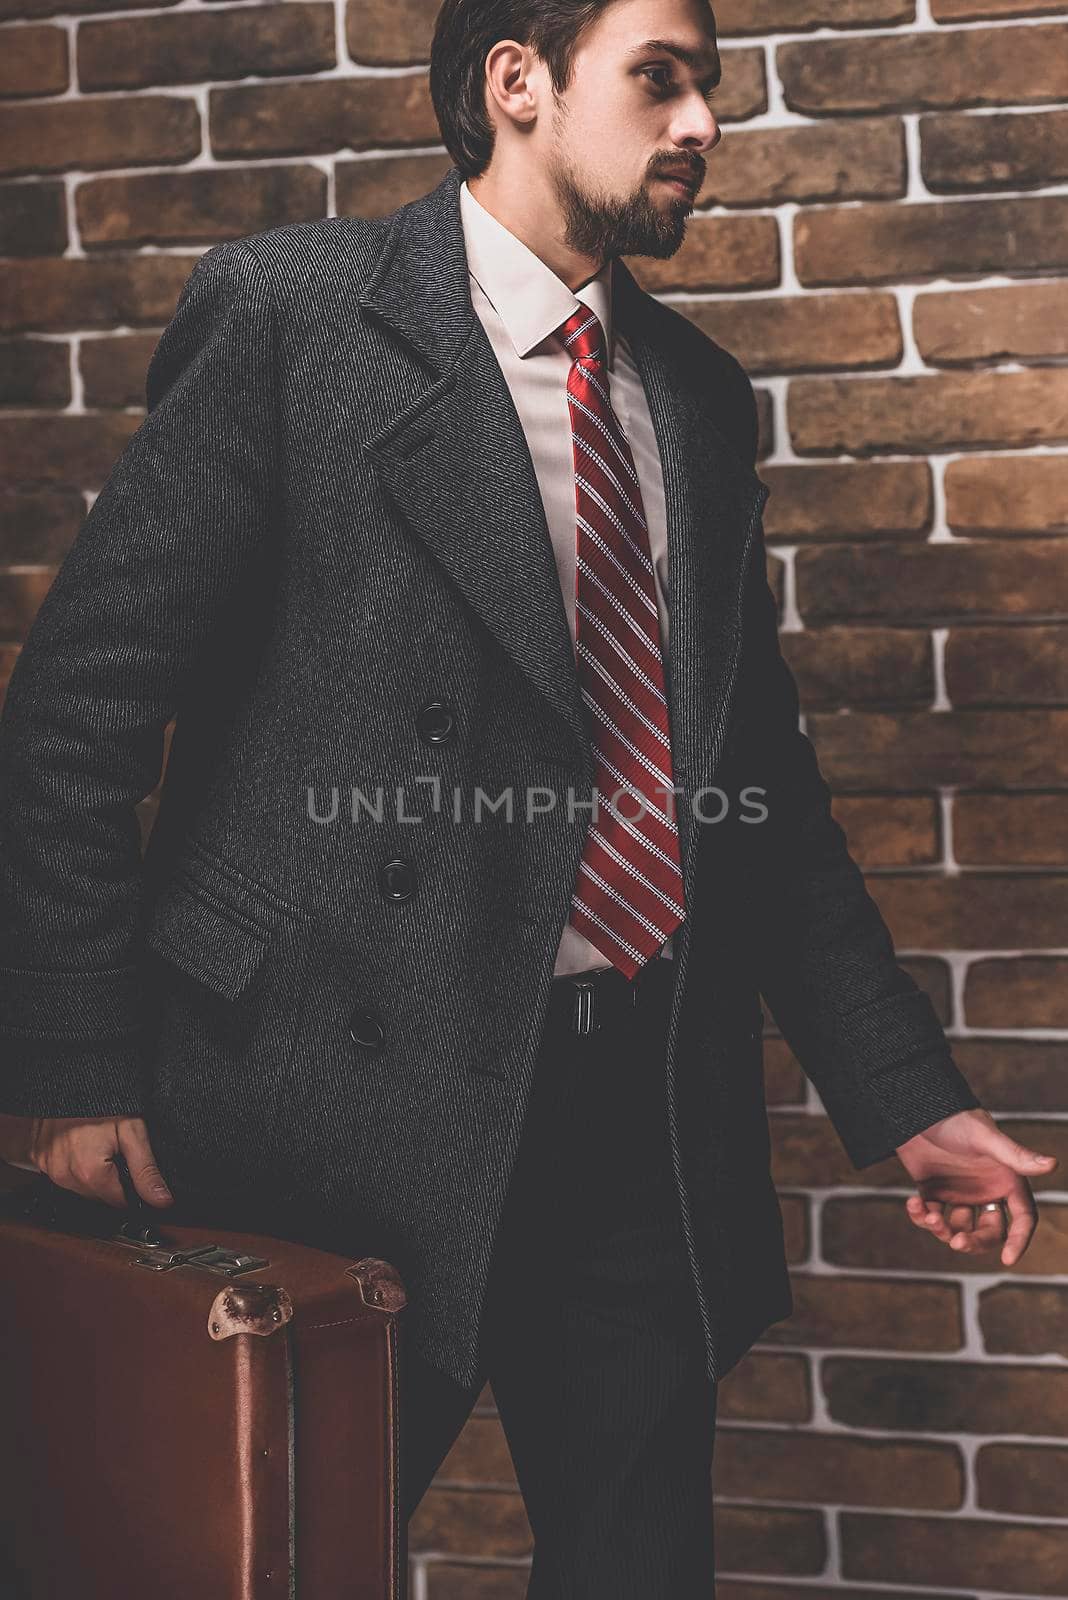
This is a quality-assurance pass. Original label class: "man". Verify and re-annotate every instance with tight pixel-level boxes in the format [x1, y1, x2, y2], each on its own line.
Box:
[0, 0, 1056, 1589]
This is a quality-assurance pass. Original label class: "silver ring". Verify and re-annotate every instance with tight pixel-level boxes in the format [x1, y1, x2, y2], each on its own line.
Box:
[981, 1202, 1002, 1212]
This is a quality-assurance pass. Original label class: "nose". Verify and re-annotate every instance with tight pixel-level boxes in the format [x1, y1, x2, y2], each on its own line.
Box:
[673, 107, 720, 166]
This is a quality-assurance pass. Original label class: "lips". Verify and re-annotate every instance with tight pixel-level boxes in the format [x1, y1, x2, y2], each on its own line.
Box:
[659, 173, 699, 196]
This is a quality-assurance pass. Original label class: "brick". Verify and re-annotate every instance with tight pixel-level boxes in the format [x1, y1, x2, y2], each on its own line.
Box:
[717, 1505, 827, 1576]
[0, 254, 201, 333]
[433, 1414, 515, 1487]
[78, 5, 334, 91]
[946, 624, 1068, 707]
[921, 108, 1068, 194]
[715, 0, 914, 31]
[823, 1196, 1068, 1276]
[901, 956, 952, 1022]
[916, 283, 1068, 366]
[761, 462, 931, 542]
[780, 1192, 809, 1261]
[210, 75, 440, 159]
[840, 1509, 1068, 1594]
[976, 1442, 1068, 1518]
[0, 22, 67, 96]
[0, 95, 200, 178]
[0, 570, 56, 639]
[760, 1273, 963, 1350]
[77, 165, 326, 249]
[688, 46, 768, 122]
[703, 118, 905, 207]
[0, 487, 84, 564]
[716, 1426, 963, 1507]
[0, 337, 69, 406]
[824, 1355, 1068, 1435]
[856, 872, 1068, 951]
[717, 1350, 812, 1421]
[831, 795, 941, 868]
[779, 23, 1068, 115]
[426, 1569, 527, 1600]
[721, 1588, 972, 1600]
[980, 1284, 1068, 1359]
[0, 179, 66, 254]
[0, 0, 178, 15]
[755, 386, 774, 459]
[764, 1037, 807, 1104]
[951, 1039, 1068, 1112]
[809, 710, 1068, 791]
[781, 626, 931, 708]
[955, 794, 1068, 866]
[681, 291, 901, 376]
[789, 370, 1068, 455]
[336, 152, 453, 218]
[0, 414, 141, 490]
[345, 0, 437, 66]
[944, 454, 1068, 535]
[770, 1112, 901, 1188]
[946, 457, 1061, 537]
[626, 215, 780, 293]
[796, 195, 1068, 287]
[933, 0, 1068, 16]
[0, 642, 19, 704]
[796, 541, 1068, 623]
[410, 1486, 530, 1557]
[965, 957, 1068, 1029]
[79, 333, 157, 410]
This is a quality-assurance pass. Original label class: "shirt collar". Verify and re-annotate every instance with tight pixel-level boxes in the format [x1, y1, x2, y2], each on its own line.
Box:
[459, 178, 614, 367]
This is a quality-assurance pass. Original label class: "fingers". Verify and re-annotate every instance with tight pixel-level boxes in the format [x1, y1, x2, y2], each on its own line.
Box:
[115, 1117, 174, 1208]
[30, 1116, 128, 1207]
[906, 1194, 955, 1246]
[905, 1194, 1016, 1257]
[1001, 1178, 1039, 1268]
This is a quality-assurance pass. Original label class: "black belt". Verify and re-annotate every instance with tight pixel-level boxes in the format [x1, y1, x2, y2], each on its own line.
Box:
[548, 955, 676, 1037]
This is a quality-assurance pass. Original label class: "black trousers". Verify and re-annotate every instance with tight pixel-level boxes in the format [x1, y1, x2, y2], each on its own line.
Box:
[399, 958, 719, 1598]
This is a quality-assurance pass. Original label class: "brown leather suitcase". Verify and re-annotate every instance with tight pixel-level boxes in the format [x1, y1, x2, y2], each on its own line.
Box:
[0, 1158, 409, 1600]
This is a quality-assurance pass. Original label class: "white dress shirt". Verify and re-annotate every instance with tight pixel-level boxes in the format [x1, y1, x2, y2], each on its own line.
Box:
[458, 179, 675, 975]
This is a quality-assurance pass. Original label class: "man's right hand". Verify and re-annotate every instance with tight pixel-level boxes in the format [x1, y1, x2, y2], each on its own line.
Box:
[4, 1115, 175, 1209]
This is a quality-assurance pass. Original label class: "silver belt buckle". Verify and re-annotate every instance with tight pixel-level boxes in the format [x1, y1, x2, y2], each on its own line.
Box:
[572, 978, 598, 1035]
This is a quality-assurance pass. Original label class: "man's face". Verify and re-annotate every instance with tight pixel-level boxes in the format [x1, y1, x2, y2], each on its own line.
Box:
[545, 0, 722, 261]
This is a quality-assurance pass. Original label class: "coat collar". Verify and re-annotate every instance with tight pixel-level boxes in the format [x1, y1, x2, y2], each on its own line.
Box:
[356, 164, 769, 819]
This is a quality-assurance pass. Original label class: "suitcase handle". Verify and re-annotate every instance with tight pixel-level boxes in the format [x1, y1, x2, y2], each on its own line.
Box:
[0, 1159, 277, 1279]
[0, 1153, 172, 1246]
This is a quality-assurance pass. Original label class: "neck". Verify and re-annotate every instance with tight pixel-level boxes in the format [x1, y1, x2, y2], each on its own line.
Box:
[466, 168, 605, 292]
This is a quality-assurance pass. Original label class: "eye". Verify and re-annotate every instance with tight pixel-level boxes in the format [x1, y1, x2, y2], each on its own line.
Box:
[640, 65, 720, 104]
[640, 65, 674, 92]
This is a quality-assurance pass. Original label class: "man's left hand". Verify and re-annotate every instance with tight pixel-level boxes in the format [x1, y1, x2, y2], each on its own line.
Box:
[897, 1108, 1057, 1266]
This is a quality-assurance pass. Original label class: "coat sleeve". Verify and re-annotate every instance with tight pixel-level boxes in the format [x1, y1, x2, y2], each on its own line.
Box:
[0, 239, 277, 1118]
[723, 356, 982, 1171]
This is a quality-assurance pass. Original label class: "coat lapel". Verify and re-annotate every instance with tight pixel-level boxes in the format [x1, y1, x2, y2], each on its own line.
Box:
[356, 164, 769, 802]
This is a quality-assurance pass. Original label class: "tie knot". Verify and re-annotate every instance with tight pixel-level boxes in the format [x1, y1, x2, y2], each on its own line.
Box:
[558, 306, 605, 366]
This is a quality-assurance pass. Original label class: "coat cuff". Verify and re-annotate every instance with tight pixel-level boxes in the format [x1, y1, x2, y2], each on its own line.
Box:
[0, 965, 147, 1117]
[0, 964, 143, 1039]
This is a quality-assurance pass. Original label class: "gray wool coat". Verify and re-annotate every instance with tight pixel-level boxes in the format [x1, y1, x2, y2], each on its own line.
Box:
[0, 164, 980, 1390]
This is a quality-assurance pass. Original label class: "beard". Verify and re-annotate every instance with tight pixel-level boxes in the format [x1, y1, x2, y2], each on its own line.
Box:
[547, 123, 694, 261]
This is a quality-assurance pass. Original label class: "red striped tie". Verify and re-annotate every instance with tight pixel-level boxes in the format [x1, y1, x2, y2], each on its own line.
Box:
[558, 304, 686, 980]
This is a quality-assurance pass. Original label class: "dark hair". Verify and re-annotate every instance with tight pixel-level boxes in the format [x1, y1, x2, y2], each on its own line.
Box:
[429, 0, 614, 179]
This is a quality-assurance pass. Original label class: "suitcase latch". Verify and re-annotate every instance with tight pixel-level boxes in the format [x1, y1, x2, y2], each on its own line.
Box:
[125, 1240, 271, 1276]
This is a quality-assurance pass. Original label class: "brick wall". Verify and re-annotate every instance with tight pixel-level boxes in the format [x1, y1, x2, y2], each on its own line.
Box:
[2, 0, 1067, 1593]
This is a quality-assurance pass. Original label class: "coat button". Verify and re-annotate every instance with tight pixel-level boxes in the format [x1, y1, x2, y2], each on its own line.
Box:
[348, 1006, 385, 1051]
[416, 700, 456, 744]
[378, 857, 416, 901]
